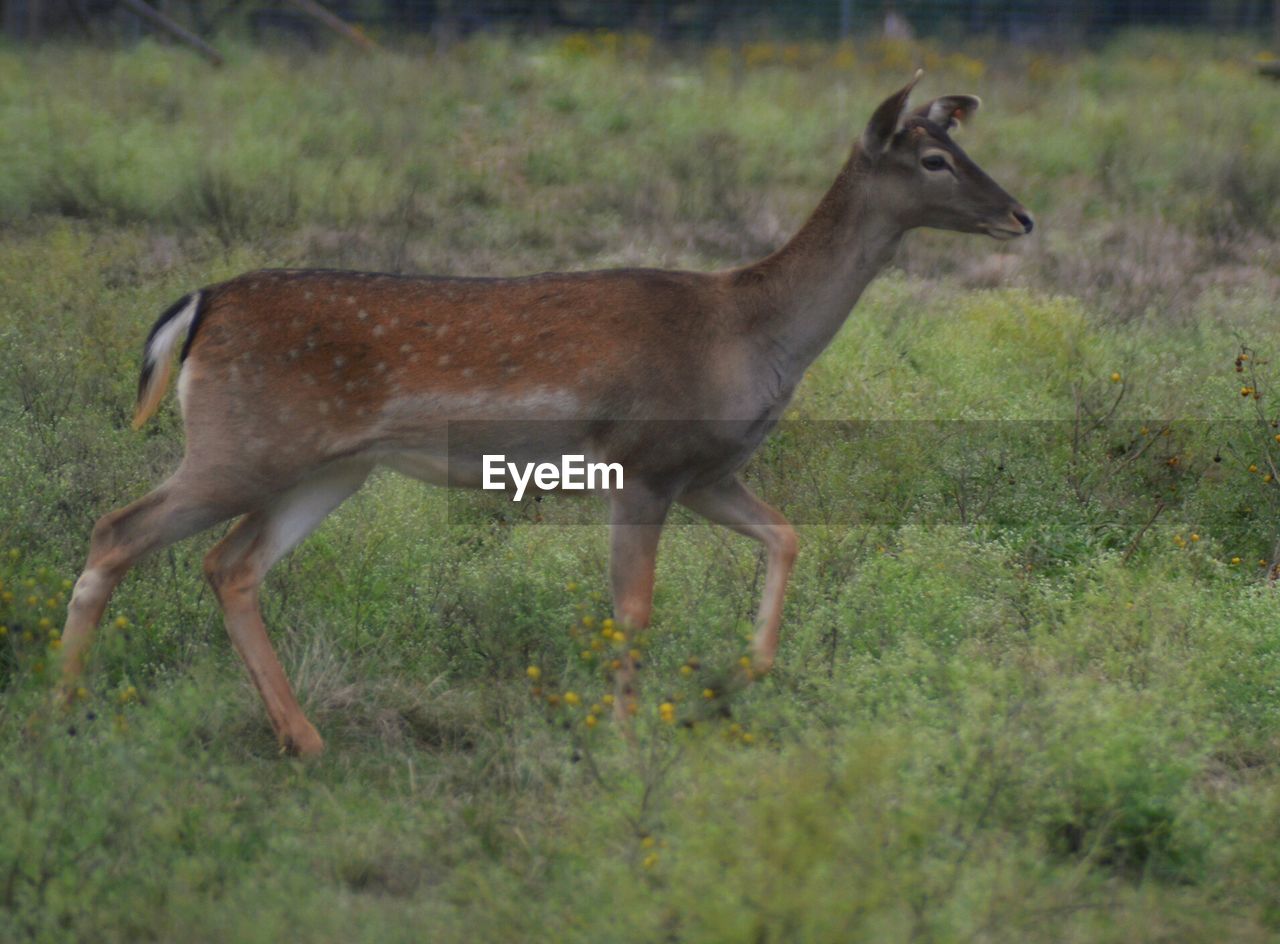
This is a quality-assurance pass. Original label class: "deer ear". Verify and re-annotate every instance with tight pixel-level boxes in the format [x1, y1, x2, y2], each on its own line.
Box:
[910, 95, 981, 132]
[861, 70, 923, 157]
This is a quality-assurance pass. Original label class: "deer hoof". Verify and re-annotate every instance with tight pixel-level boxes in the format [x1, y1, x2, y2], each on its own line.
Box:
[281, 722, 325, 758]
[750, 650, 776, 677]
[53, 679, 94, 712]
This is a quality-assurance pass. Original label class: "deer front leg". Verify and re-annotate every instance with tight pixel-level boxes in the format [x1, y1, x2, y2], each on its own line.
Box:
[607, 485, 672, 721]
[680, 476, 798, 673]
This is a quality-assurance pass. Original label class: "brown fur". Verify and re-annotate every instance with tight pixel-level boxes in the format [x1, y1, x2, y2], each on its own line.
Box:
[66, 78, 1032, 754]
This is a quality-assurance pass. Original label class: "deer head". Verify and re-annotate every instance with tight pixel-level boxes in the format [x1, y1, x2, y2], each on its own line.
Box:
[860, 71, 1033, 239]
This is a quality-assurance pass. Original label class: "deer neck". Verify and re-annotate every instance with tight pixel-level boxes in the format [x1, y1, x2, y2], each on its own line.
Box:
[736, 150, 905, 382]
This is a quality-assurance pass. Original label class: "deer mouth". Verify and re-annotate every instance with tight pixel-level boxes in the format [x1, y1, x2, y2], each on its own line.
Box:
[986, 209, 1034, 240]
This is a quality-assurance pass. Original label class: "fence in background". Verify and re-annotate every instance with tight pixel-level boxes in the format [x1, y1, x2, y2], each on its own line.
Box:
[358, 0, 1280, 39]
[5, 0, 1280, 47]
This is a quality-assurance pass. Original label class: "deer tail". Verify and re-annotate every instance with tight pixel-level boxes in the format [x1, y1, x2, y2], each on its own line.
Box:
[132, 291, 204, 430]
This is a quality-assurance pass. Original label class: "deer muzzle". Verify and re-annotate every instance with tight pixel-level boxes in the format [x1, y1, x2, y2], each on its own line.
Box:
[987, 207, 1034, 239]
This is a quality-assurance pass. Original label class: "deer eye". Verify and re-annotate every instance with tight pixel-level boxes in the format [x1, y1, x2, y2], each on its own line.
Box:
[921, 154, 950, 172]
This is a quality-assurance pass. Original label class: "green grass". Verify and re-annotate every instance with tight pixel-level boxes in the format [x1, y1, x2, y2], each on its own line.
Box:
[4, 31, 1280, 942]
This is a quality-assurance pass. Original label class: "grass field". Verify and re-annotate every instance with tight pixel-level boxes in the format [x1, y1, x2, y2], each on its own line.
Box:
[4, 29, 1280, 942]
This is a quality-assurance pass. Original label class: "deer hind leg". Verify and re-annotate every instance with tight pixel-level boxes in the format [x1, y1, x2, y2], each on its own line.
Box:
[680, 476, 798, 674]
[607, 486, 672, 721]
[62, 476, 235, 695]
[202, 463, 371, 757]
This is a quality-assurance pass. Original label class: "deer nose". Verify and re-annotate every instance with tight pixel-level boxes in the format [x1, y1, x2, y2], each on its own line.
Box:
[1012, 209, 1034, 234]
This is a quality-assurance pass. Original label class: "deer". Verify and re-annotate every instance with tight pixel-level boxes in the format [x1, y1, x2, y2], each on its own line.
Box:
[59, 72, 1032, 755]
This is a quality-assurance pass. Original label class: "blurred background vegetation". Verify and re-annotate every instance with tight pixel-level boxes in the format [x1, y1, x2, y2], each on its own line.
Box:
[5, 21, 1280, 944]
[7, 0, 1280, 53]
